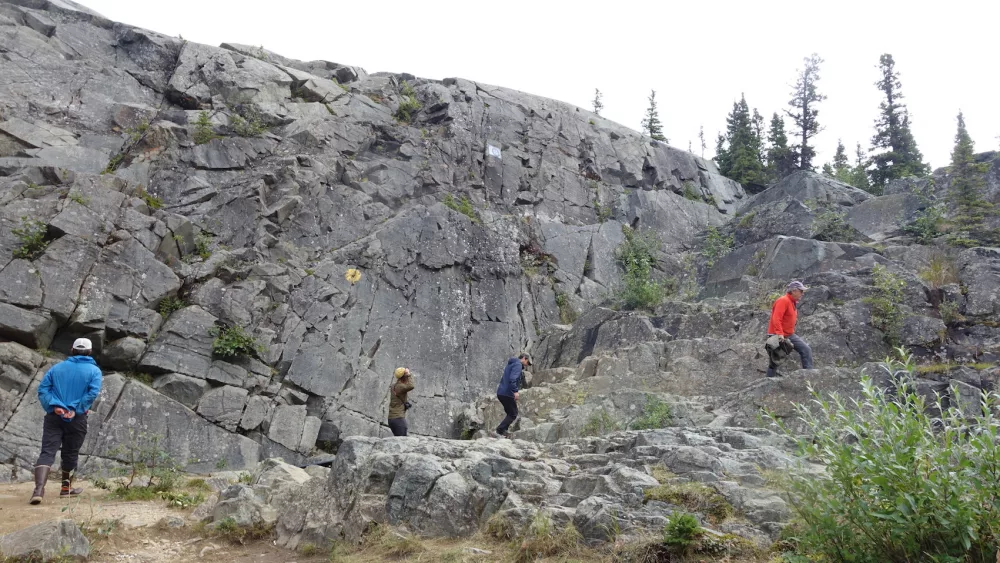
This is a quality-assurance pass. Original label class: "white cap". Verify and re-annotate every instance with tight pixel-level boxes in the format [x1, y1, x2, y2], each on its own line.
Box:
[72, 338, 93, 351]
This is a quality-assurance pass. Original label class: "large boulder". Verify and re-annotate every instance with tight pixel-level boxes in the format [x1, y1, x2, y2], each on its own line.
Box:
[0, 519, 90, 561]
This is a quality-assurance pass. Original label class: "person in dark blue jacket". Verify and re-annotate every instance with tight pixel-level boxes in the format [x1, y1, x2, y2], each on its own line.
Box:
[495, 353, 530, 438]
[30, 338, 103, 505]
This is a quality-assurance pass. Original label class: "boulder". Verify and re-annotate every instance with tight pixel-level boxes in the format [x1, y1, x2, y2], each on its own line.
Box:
[197, 385, 249, 431]
[152, 373, 208, 408]
[0, 519, 90, 561]
[0, 302, 56, 349]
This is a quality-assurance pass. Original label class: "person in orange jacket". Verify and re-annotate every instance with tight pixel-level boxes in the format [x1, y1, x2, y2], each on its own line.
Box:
[765, 281, 813, 377]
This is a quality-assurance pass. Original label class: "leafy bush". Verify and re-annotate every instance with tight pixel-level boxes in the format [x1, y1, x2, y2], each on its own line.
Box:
[662, 512, 702, 553]
[11, 217, 48, 260]
[702, 226, 734, 268]
[630, 396, 673, 430]
[864, 263, 907, 345]
[158, 296, 185, 319]
[767, 349, 1000, 563]
[193, 111, 218, 145]
[106, 430, 180, 497]
[903, 205, 944, 244]
[442, 193, 478, 223]
[615, 226, 666, 311]
[209, 325, 265, 359]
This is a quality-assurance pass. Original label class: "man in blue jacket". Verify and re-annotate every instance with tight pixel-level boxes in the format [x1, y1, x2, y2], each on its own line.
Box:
[495, 353, 530, 438]
[30, 338, 103, 505]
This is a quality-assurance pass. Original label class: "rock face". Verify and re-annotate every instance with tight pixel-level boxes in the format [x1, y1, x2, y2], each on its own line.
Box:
[1, 0, 999, 501]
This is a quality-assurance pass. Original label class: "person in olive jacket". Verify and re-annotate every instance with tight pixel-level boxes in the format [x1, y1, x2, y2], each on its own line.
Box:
[387, 367, 414, 436]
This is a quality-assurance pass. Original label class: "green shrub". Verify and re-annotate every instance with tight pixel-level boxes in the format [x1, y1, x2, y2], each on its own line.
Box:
[194, 233, 213, 259]
[864, 263, 906, 345]
[514, 511, 582, 563]
[68, 192, 88, 205]
[919, 252, 959, 289]
[136, 186, 163, 210]
[615, 226, 666, 311]
[124, 371, 153, 385]
[209, 325, 265, 359]
[903, 205, 944, 244]
[702, 226, 734, 268]
[682, 183, 700, 201]
[767, 349, 1000, 562]
[211, 517, 274, 545]
[582, 408, 620, 436]
[630, 396, 673, 430]
[394, 91, 422, 123]
[644, 471, 733, 524]
[940, 299, 964, 325]
[158, 296, 185, 319]
[662, 512, 702, 553]
[193, 111, 218, 145]
[106, 430, 180, 497]
[11, 217, 48, 260]
[812, 205, 856, 242]
[229, 104, 267, 137]
[442, 193, 478, 223]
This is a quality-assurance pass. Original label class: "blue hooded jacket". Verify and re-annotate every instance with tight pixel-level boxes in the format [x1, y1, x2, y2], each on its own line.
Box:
[496, 357, 522, 397]
[38, 355, 103, 417]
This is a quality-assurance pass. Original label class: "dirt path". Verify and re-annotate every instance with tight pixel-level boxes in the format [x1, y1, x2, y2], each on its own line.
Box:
[0, 480, 322, 562]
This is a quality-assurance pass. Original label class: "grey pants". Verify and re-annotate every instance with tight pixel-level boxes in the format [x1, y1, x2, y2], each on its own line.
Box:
[766, 334, 813, 377]
[388, 417, 408, 436]
[35, 412, 88, 471]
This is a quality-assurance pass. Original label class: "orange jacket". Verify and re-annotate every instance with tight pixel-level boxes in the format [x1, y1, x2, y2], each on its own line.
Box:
[768, 293, 798, 337]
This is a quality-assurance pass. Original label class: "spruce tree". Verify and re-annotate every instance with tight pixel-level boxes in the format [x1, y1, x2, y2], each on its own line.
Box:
[641, 90, 666, 142]
[850, 143, 873, 193]
[765, 113, 796, 182]
[832, 140, 852, 183]
[698, 125, 706, 158]
[592, 88, 604, 116]
[869, 54, 928, 193]
[715, 94, 764, 185]
[785, 53, 826, 171]
[947, 111, 993, 245]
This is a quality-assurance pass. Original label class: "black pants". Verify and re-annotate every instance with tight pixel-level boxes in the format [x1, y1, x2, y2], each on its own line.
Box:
[496, 395, 518, 435]
[388, 417, 408, 437]
[35, 412, 88, 472]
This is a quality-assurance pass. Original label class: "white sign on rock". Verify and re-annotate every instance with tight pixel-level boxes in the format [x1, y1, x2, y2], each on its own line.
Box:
[487, 145, 501, 159]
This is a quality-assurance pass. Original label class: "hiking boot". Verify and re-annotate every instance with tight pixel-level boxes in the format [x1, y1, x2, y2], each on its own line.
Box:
[29, 465, 50, 505]
[60, 470, 83, 497]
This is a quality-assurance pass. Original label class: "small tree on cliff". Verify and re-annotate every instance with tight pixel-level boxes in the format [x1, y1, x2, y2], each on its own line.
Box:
[785, 53, 826, 171]
[947, 111, 995, 246]
[869, 54, 928, 193]
[715, 94, 764, 184]
[765, 113, 797, 182]
[592, 88, 604, 116]
[641, 90, 667, 142]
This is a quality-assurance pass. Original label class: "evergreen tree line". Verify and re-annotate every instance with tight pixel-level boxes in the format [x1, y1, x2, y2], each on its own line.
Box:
[590, 53, 996, 246]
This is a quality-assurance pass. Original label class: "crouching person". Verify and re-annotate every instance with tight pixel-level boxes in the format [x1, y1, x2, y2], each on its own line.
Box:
[31, 338, 103, 505]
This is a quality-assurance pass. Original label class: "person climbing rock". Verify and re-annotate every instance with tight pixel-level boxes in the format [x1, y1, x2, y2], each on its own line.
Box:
[387, 367, 414, 437]
[765, 281, 814, 378]
[495, 353, 530, 438]
[30, 338, 103, 505]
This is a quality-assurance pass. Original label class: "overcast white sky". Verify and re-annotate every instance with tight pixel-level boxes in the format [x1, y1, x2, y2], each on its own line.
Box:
[84, 0, 998, 170]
